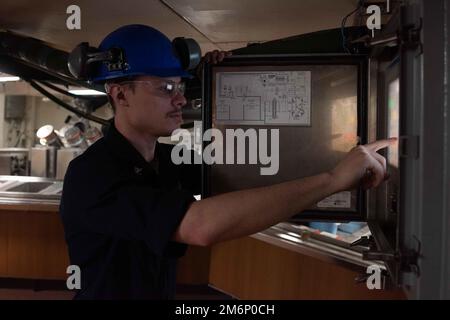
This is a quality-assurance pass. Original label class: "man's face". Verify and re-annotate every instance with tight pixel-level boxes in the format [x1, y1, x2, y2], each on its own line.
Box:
[113, 75, 187, 137]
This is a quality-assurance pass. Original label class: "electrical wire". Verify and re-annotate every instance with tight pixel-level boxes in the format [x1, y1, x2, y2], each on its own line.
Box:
[13, 119, 26, 147]
[26, 79, 109, 126]
[39, 81, 95, 99]
[39, 80, 109, 112]
[341, 0, 365, 53]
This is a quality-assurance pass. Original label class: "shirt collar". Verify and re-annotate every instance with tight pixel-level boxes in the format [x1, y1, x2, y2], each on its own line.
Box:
[104, 119, 160, 171]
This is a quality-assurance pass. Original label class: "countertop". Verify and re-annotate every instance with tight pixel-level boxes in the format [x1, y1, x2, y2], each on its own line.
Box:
[0, 175, 61, 212]
[251, 222, 384, 273]
[0, 175, 383, 272]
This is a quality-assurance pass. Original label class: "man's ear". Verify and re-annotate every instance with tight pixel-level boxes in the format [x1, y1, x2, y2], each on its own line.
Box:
[110, 85, 129, 108]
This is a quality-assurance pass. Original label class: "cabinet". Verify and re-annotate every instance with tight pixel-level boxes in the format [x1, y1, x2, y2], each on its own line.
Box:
[0, 205, 210, 284]
[209, 236, 406, 299]
[0, 206, 69, 280]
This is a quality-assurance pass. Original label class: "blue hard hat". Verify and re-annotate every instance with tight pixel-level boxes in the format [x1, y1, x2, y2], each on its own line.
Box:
[91, 24, 192, 82]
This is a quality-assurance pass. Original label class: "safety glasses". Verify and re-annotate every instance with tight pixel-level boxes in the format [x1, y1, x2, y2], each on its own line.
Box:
[119, 80, 186, 98]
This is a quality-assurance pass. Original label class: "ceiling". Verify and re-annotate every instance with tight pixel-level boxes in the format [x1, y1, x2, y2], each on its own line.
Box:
[0, 0, 361, 53]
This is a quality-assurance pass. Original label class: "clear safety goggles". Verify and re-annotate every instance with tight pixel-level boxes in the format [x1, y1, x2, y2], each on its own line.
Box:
[119, 79, 186, 98]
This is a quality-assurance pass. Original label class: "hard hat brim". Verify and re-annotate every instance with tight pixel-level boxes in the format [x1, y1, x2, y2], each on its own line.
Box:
[93, 68, 194, 83]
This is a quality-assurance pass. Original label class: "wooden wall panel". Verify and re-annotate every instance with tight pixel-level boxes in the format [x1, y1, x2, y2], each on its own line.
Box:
[5, 210, 69, 280]
[177, 246, 210, 284]
[209, 237, 406, 300]
[0, 212, 8, 275]
[0, 208, 208, 285]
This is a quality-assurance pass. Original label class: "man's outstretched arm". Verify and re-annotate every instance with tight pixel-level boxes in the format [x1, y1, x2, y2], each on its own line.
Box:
[174, 138, 397, 246]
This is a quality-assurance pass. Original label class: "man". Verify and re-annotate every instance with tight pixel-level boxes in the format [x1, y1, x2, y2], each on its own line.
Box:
[60, 24, 395, 299]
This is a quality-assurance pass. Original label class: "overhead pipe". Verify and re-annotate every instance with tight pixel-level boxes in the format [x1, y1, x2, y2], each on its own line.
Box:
[0, 31, 104, 92]
[27, 79, 109, 126]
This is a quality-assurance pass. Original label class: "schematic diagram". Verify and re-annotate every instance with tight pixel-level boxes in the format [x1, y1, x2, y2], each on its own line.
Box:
[215, 71, 311, 126]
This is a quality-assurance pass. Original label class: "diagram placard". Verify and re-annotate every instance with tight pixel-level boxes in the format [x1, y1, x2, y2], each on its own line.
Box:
[215, 71, 311, 126]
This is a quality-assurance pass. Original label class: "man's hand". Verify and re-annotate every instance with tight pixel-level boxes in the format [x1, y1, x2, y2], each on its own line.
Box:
[203, 50, 232, 64]
[329, 138, 398, 192]
[196, 50, 232, 78]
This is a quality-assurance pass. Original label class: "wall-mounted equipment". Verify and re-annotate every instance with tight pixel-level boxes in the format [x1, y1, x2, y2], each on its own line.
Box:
[203, 55, 368, 222]
[4, 95, 26, 120]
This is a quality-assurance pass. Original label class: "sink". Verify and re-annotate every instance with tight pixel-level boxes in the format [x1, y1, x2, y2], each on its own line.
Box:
[5, 182, 54, 193]
[0, 180, 11, 188]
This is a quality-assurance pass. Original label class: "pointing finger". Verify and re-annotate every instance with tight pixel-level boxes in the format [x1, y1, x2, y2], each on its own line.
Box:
[370, 151, 387, 187]
[366, 138, 398, 152]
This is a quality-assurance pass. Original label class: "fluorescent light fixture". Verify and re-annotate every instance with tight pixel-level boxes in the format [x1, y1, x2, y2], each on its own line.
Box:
[277, 233, 302, 244]
[0, 76, 20, 82]
[69, 89, 106, 96]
